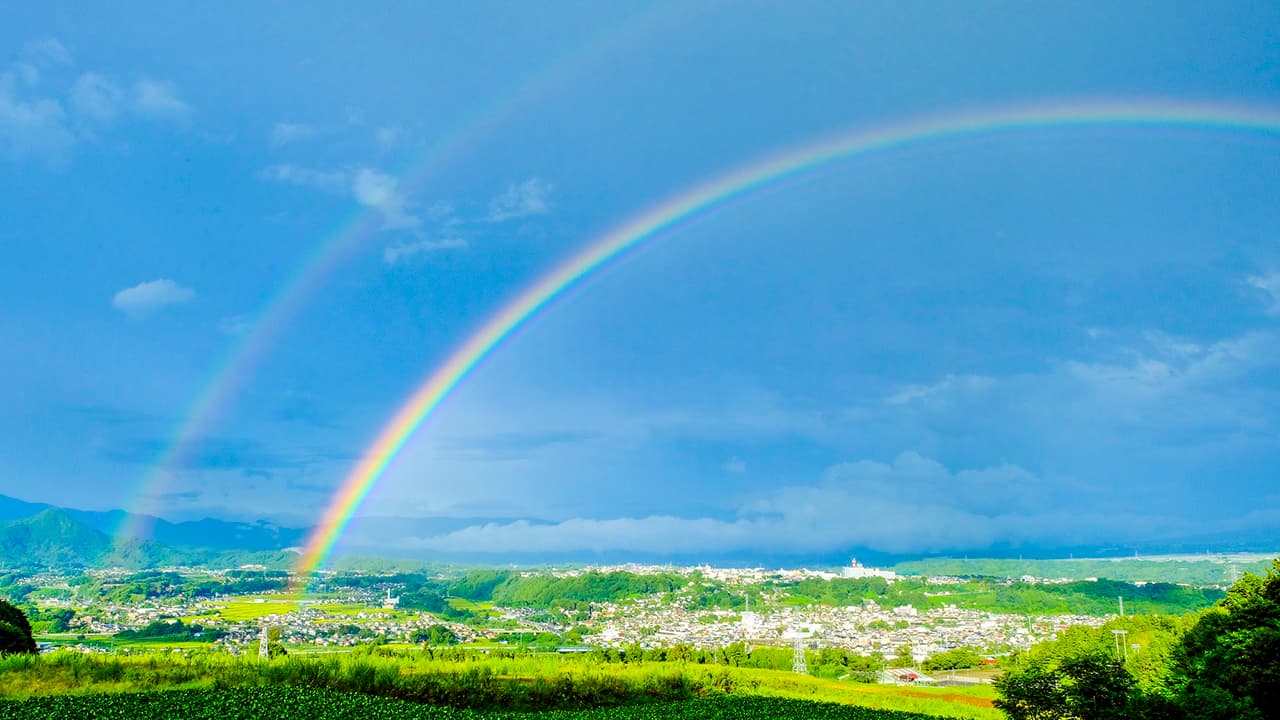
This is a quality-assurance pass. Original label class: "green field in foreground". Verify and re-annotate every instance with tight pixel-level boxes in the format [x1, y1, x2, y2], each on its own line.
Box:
[0, 651, 997, 719]
[0, 687, 948, 720]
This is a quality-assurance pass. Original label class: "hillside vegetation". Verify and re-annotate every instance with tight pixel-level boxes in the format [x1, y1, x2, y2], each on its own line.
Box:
[995, 559, 1280, 719]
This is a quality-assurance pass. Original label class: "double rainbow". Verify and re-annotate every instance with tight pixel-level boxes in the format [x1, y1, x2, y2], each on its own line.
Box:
[118, 3, 707, 540]
[295, 98, 1280, 578]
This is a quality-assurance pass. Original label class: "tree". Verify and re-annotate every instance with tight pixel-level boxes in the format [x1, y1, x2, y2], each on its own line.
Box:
[993, 662, 1068, 720]
[1058, 654, 1137, 720]
[266, 626, 287, 659]
[1168, 560, 1280, 719]
[892, 644, 914, 668]
[0, 600, 36, 655]
[412, 624, 459, 646]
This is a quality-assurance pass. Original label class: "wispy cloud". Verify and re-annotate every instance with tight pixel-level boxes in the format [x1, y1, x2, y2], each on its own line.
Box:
[68, 73, 123, 122]
[132, 78, 189, 118]
[885, 373, 994, 406]
[1248, 272, 1280, 315]
[15, 38, 72, 85]
[23, 38, 72, 68]
[259, 164, 421, 230]
[375, 125, 402, 150]
[271, 121, 316, 146]
[723, 457, 747, 473]
[66, 74, 190, 124]
[383, 238, 467, 264]
[256, 163, 349, 194]
[353, 168, 419, 229]
[0, 71, 72, 163]
[218, 314, 254, 337]
[488, 178, 553, 222]
[111, 279, 195, 316]
[2, 39, 190, 165]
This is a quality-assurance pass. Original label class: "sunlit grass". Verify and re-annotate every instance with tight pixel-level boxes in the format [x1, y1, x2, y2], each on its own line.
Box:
[0, 650, 996, 718]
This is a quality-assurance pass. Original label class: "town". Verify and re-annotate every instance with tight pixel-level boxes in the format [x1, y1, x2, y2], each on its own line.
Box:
[18, 558, 1159, 678]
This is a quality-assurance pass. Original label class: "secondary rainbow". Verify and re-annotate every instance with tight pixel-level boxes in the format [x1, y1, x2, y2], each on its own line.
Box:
[294, 98, 1280, 578]
[117, 3, 707, 540]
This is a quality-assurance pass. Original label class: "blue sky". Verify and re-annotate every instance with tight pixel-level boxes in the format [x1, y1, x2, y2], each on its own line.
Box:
[2, 2, 1279, 558]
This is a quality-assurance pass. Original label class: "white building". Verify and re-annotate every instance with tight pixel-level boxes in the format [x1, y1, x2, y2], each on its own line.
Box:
[841, 558, 897, 582]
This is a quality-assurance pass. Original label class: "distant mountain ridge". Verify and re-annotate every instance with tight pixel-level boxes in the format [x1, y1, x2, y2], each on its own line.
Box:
[0, 493, 305, 551]
[0, 508, 304, 570]
[0, 508, 165, 568]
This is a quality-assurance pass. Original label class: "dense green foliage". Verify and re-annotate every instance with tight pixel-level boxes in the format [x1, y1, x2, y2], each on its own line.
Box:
[115, 619, 221, 643]
[440, 568, 1217, 618]
[994, 558, 1280, 719]
[896, 557, 1272, 586]
[70, 569, 288, 603]
[920, 648, 982, 672]
[400, 587, 449, 613]
[0, 688, 945, 720]
[0, 599, 36, 655]
[786, 576, 1220, 617]
[445, 570, 686, 610]
[411, 624, 461, 646]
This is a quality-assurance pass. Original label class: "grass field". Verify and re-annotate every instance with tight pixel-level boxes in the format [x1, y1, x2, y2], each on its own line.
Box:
[0, 650, 996, 719]
[196, 596, 397, 622]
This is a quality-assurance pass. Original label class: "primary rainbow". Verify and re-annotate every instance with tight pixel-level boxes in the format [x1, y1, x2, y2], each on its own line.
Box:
[294, 98, 1280, 578]
[117, 3, 706, 540]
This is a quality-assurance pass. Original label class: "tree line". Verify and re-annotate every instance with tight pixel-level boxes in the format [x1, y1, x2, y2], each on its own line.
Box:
[994, 559, 1280, 719]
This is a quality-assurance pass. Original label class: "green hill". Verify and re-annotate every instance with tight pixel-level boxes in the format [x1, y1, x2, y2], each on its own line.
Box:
[0, 509, 113, 566]
[0, 509, 297, 570]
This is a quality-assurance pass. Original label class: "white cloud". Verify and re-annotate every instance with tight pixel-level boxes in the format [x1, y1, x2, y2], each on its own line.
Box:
[0, 72, 73, 163]
[398, 452, 1174, 556]
[271, 122, 316, 146]
[885, 373, 994, 406]
[112, 279, 195, 316]
[488, 178, 553, 222]
[132, 79, 189, 117]
[723, 457, 746, 473]
[14, 39, 72, 86]
[353, 168, 419, 229]
[256, 164, 349, 194]
[69, 72, 124, 122]
[23, 39, 72, 68]
[1248, 272, 1280, 315]
[258, 164, 423, 231]
[384, 238, 468, 264]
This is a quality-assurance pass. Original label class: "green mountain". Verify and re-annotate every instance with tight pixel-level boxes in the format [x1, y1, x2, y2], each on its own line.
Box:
[0, 509, 113, 567]
[0, 509, 298, 570]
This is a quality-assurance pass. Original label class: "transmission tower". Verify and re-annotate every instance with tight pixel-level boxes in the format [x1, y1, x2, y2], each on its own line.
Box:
[258, 625, 269, 659]
[792, 637, 807, 674]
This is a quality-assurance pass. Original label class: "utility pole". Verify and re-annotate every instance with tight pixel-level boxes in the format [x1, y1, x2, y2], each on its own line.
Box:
[1118, 596, 1124, 617]
[1111, 629, 1128, 663]
[258, 625, 269, 659]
